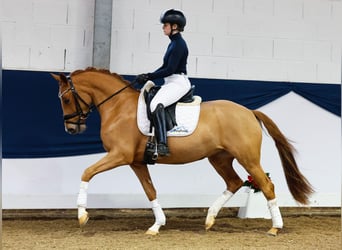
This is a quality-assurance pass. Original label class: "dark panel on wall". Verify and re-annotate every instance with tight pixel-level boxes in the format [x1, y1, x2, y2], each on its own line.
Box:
[2, 70, 340, 158]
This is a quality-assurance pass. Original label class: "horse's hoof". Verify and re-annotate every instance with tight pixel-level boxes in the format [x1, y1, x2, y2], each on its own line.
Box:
[205, 216, 215, 231]
[79, 212, 89, 227]
[145, 229, 159, 236]
[267, 227, 279, 236]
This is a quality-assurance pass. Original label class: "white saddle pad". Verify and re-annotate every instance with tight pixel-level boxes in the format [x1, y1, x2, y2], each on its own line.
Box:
[137, 81, 201, 137]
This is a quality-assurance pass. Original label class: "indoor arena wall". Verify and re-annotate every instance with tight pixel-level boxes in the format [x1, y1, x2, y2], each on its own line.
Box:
[2, 0, 341, 209]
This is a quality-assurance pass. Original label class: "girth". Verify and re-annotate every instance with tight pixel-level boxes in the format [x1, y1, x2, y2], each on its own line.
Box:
[144, 85, 195, 132]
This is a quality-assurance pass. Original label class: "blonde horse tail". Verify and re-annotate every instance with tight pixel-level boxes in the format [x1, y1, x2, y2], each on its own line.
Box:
[252, 110, 314, 205]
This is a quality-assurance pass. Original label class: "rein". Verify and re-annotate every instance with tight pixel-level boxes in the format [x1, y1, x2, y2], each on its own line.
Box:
[60, 75, 136, 125]
[96, 80, 136, 108]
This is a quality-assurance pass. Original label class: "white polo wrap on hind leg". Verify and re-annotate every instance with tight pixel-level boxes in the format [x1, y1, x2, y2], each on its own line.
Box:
[267, 198, 283, 228]
[208, 190, 233, 217]
[77, 181, 89, 219]
[148, 199, 166, 232]
[207, 190, 233, 218]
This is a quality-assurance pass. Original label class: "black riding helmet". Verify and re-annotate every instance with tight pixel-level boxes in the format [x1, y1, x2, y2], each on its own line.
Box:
[160, 9, 186, 31]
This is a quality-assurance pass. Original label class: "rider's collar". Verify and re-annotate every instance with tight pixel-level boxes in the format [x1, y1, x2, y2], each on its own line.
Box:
[169, 32, 181, 40]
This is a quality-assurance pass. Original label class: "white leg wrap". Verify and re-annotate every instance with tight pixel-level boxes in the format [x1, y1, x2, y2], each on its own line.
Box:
[267, 198, 283, 228]
[207, 190, 233, 218]
[77, 181, 88, 219]
[148, 199, 166, 232]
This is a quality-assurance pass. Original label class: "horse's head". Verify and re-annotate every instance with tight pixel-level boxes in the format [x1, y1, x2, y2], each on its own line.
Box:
[51, 73, 93, 135]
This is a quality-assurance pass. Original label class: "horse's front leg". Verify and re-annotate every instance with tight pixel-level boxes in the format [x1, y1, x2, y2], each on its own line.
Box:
[77, 153, 126, 227]
[130, 163, 166, 235]
[77, 181, 89, 226]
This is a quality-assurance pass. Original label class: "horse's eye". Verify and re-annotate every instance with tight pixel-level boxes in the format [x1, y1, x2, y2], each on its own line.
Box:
[63, 98, 70, 104]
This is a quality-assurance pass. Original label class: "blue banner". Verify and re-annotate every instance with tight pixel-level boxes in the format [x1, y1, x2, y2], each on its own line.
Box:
[2, 70, 340, 158]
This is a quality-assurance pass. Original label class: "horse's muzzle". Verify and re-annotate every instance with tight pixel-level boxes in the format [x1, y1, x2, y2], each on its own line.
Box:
[65, 123, 86, 134]
[67, 127, 78, 134]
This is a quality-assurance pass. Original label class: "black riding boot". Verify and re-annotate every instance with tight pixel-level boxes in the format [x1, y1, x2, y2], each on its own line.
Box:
[152, 104, 170, 156]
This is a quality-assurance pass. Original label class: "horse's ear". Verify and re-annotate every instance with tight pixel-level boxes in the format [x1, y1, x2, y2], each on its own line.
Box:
[50, 73, 60, 82]
[50, 73, 68, 83]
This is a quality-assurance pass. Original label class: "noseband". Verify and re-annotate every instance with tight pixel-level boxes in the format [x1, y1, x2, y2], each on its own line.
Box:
[59, 75, 135, 128]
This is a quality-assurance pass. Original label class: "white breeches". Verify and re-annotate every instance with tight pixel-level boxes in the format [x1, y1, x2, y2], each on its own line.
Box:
[150, 74, 191, 112]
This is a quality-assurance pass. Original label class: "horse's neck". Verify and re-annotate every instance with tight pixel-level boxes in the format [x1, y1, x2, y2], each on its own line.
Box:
[77, 73, 138, 121]
[77, 73, 136, 105]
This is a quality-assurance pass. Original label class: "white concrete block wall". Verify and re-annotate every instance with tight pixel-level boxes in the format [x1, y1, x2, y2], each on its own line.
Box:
[110, 0, 342, 83]
[274, 0, 303, 20]
[244, 0, 274, 17]
[2, 0, 95, 72]
[213, 0, 244, 16]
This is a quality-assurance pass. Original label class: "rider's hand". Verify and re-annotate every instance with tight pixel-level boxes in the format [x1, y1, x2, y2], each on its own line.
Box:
[135, 74, 149, 85]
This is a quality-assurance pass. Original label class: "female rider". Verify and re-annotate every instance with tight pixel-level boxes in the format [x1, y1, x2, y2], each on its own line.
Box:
[136, 9, 191, 157]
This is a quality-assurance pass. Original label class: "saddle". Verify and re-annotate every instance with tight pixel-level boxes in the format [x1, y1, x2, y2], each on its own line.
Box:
[137, 81, 201, 164]
[143, 85, 195, 133]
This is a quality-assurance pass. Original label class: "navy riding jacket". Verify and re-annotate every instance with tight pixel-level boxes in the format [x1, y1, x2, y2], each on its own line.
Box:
[147, 33, 188, 80]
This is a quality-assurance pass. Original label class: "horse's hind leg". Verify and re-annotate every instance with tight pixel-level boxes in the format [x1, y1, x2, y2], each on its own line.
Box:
[242, 162, 283, 236]
[130, 163, 166, 235]
[236, 141, 283, 236]
[206, 151, 243, 230]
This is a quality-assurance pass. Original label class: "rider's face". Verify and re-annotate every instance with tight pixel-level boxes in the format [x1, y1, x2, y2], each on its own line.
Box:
[162, 23, 171, 36]
[162, 23, 179, 36]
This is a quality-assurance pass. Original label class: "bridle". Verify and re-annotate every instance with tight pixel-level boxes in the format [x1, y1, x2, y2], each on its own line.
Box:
[58, 75, 136, 128]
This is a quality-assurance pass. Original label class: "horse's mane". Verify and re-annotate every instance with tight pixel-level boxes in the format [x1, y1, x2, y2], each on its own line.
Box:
[71, 67, 134, 88]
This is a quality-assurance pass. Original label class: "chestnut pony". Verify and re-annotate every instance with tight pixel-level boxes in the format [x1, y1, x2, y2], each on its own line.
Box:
[51, 68, 313, 236]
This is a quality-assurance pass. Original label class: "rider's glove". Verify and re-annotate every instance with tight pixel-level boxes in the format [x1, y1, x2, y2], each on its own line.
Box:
[135, 74, 150, 85]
